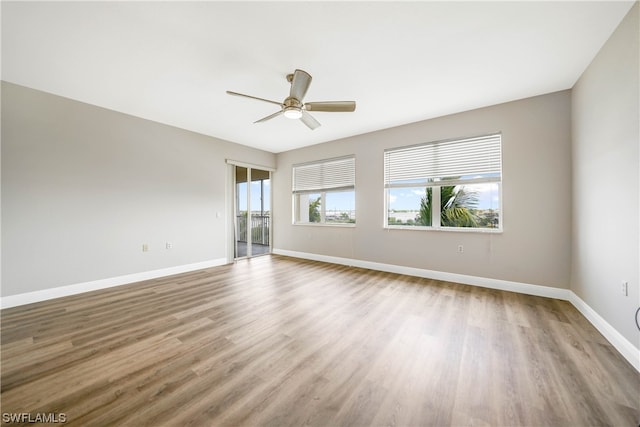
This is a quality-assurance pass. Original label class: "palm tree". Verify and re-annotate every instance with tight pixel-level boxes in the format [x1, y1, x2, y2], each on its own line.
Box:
[309, 196, 321, 222]
[416, 184, 479, 227]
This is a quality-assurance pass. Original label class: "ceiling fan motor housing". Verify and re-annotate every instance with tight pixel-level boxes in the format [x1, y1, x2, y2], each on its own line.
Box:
[283, 97, 303, 119]
[227, 69, 355, 129]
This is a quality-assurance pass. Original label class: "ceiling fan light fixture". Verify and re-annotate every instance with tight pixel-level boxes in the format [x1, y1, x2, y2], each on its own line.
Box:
[283, 107, 303, 119]
[227, 69, 355, 130]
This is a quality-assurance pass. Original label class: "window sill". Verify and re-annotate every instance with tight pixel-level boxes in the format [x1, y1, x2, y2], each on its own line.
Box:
[384, 225, 502, 234]
[294, 222, 356, 228]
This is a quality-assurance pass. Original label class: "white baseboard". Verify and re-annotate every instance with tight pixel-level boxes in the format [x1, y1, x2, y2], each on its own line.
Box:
[272, 248, 570, 299]
[0, 258, 228, 309]
[273, 248, 640, 372]
[3, 250, 638, 373]
[568, 292, 640, 372]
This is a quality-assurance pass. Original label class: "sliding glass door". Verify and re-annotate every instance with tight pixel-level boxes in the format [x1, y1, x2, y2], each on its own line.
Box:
[235, 166, 271, 259]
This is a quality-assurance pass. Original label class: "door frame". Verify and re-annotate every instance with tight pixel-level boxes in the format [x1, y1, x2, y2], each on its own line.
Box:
[225, 159, 275, 263]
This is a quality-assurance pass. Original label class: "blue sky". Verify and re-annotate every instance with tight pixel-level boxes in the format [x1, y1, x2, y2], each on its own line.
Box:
[237, 180, 271, 212]
[389, 183, 500, 211]
[311, 184, 499, 212]
[238, 181, 498, 212]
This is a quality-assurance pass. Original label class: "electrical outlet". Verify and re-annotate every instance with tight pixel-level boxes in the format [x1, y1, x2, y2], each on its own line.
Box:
[621, 281, 628, 296]
[142, 243, 149, 252]
[166, 242, 173, 250]
[457, 245, 464, 253]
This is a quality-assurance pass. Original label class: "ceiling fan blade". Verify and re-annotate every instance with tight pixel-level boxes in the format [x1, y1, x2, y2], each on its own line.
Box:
[290, 69, 312, 101]
[300, 110, 321, 130]
[226, 91, 282, 106]
[304, 101, 356, 112]
[254, 110, 284, 123]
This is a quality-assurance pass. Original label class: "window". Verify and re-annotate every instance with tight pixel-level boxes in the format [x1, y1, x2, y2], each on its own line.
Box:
[293, 156, 355, 225]
[384, 133, 502, 231]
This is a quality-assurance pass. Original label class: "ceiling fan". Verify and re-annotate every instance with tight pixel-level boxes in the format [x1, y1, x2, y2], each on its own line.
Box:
[226, 69, 356, 130]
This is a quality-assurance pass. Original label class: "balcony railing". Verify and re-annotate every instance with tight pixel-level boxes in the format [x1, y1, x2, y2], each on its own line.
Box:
[236, 214, 270, 245]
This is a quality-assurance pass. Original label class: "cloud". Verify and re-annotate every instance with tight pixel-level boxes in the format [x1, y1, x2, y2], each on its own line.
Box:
[473, 183, 495, 193]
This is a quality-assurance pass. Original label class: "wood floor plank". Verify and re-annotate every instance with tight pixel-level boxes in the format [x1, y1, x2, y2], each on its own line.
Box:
[1, 255, 638, 426]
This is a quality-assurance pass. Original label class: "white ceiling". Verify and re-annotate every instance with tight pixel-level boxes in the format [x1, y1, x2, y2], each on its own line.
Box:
[1, 1, 634, 153]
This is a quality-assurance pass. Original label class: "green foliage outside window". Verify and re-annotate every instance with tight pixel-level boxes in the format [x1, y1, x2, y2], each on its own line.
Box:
[309, 196, 321, 222]
[416, 185, 479, 227]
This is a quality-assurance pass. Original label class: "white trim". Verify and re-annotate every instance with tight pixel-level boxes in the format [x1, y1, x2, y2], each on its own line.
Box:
[293, 222, 356, 228]
[225, 159, 275, 172]
[226, 164, 236, 264]
[273, 249, 568, 299]
[3, 249, 638, 373]
[567, 292, 640, 372]
[0, 258, 227, 309]
[384, 224, 503, 234]
[272, 248, 639, 372]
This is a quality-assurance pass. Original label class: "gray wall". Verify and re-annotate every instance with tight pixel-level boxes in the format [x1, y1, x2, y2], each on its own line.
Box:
[571, 4, 639, 348]
[274, 90, 572, 289]
[1, 82, 275, 297]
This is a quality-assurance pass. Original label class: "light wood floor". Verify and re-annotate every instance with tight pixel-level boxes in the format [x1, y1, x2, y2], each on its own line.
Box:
[1, 255, 638, 426]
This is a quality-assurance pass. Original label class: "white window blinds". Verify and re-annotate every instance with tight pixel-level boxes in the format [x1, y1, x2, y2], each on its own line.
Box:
[293, 156, 355, 194]
[384, 133, 502, 186]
